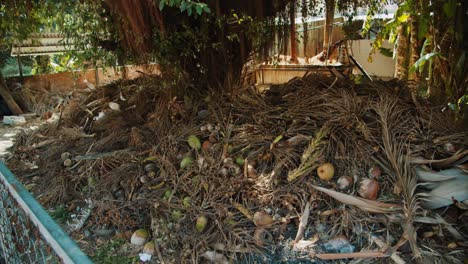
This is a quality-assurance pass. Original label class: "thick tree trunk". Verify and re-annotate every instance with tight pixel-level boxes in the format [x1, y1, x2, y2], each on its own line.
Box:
[0, 72, 23, 115]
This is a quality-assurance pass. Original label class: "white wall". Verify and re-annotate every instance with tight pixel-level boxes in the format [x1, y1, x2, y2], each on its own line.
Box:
[350, 39, 395, 79]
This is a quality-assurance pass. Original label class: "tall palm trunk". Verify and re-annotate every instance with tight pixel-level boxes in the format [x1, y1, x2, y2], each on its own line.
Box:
[409, 15, 420, 82]
[396, 25, 409, 79]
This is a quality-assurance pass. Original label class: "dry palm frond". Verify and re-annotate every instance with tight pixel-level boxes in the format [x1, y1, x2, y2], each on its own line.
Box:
[373, 97, 422, 258]
[287, 126, 327, 182]
[128, 126, 146, 149]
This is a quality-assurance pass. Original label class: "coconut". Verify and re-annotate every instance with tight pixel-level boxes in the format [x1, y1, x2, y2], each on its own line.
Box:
[187, 135, 201, 150]
[131, 229, 149, 246]
[253, 211, 273, 227]
[254, 227, 273, 246]
[247, 164, 257, 178]
[142, 241, 155, 255]
[235, 156, 244, 166]
[196, 215, 208, 232]
[180, 156, 194, 169]
[337, 176, 353, 191]
[317, 163, 334, 181]
[144, 163, 157, 173]
[218, 167, 229, 177]
[368, 165, 382, 179]
[202, 140, 213, 151]
[228, 165, 241, 176]
[61, 152, 71, 161]
[358, 178, 380, 200]
[63, 159, 73, 167]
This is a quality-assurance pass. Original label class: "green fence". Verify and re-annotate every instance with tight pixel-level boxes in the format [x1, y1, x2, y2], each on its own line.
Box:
[0, 162, 93, 264]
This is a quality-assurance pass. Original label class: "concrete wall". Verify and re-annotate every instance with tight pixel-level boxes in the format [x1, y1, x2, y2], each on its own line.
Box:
[349, 39, 395, 78]
[7, 64, 160, 94]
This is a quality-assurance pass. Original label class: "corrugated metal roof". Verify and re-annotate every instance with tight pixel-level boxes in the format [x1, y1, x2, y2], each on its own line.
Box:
[11, 33, 75, 56]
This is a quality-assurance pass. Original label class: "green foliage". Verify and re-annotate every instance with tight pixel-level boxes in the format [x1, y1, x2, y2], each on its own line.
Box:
[92, 239, 136, 264]
[0, 54, 33, 77]
[158, 0, 210, 16]
[409, 52, 444, 74]
[49, 204, 69, 224]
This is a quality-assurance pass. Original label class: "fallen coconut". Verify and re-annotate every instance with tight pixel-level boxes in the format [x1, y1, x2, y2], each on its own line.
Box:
[144, 163, 157, 173]
[131, 229, 149, 246]
[180, 156, 194, 169]
[235, 156, 244, 166]
[187, 135, 201, 150]
[63, 159, 73, 167]
[202, 140, 213, 151]
[196, 215, 208, 232]
[317, 163, 334, 181]
[444, 143, 456, 153]
[227, 164, 241, 176]
[218, 167, 228, 177]
[358, 178, 380, 200]
[182, 196, 191, 208]
[337, 176, 353, 191]
[368, 165, 382, 179]
[142, 241, 155, 255]
[247, 164, 257, 178]
[254, 227, 273, 246]
[60, 152, 71, 161]
[253, 211, 273, 227]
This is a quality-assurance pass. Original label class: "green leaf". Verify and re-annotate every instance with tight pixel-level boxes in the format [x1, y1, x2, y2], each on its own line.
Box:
[180, 2, 187, 12]
[419, 38, 431, 57]
[443, 0, 455, 18]
[397, 13, 410, 23]
[409, 52, 444, 74]
[195, 5, 203, 16]
[378, 47, 393, 57]
[203, 5, 211, 13]
[418, 17, 428, 39]
[159, 0, 165, 10]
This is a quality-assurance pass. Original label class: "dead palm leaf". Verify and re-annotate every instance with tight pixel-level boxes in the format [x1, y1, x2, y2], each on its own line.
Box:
[373, 96, 422, 258]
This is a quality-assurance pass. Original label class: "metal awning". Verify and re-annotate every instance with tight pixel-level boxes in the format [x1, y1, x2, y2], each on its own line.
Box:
[11, 33, 75, 56]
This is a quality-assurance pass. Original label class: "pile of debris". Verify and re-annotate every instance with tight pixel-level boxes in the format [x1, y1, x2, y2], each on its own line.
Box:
[7, 73, 467, 263]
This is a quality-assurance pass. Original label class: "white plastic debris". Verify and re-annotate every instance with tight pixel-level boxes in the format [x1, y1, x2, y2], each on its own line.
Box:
[201, 251, 228, 264]
[139, 253, 152, 262]
[94, 111, 105, 121]
[3, 115, 26, 125]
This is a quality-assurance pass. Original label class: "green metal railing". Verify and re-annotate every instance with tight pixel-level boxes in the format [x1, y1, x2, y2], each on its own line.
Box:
[0, 161, 93, 264]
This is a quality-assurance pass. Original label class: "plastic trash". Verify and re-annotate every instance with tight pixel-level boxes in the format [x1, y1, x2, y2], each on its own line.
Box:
[323, 236, 355, 253]
[3, 115, 26, 125]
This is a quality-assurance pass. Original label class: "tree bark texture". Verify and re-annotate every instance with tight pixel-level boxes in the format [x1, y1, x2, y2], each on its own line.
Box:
[323, 0, 335, 53]
[396, 25, 409, 79]
[290, 2, 298, 63]
[0, 72, 24, 115]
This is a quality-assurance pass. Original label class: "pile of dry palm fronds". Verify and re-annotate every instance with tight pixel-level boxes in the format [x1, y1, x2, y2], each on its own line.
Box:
[7, 73, 467, 263]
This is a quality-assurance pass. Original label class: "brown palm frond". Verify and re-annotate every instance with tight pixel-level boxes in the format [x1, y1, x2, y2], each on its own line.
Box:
[373, 96, 422, 258]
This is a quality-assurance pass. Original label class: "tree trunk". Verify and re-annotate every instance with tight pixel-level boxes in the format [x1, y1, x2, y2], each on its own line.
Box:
[323, 0, 335, 54]
[0, 72, 23, 115]
[396, 24, 409, 79]
[289, 2, 298, 63]
[409, 15, 420, 81]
